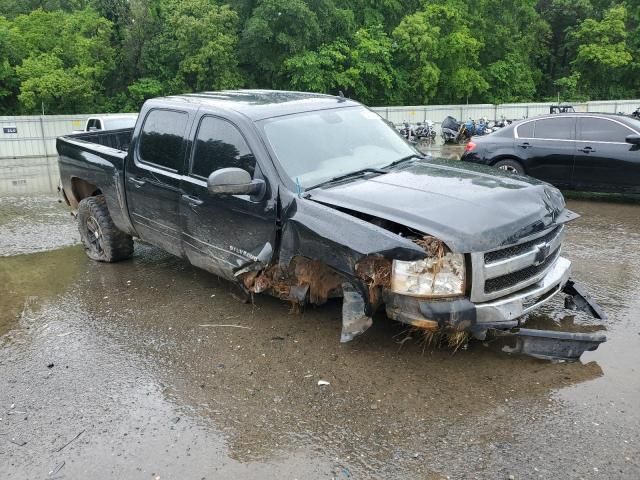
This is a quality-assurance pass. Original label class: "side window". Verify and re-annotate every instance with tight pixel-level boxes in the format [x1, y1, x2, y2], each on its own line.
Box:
[87, 119, 96, 130]
[517, 121, 535, 138]
[138, 109, 188, 172]
[578, 118, 631, 142]
[191, 116, 256, 179]
[534, 117, 575, 140]
[95, 120, 102, 130]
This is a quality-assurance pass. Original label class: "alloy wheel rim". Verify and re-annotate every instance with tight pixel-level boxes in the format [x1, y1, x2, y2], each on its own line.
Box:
[499, 165, 519, 174]
[86, 216, 105, 255]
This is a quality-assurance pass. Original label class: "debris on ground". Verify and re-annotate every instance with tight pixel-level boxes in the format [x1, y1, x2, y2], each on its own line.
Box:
[48, 460, 65, 476]
[199, 324, 252, 329]
[54, 429, 84, 452]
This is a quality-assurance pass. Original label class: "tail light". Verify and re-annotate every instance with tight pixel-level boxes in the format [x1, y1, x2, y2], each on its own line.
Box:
[464, 140, 476, 152]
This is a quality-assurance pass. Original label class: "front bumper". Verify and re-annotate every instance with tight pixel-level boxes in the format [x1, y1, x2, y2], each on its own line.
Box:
[383, 256, 572, 333]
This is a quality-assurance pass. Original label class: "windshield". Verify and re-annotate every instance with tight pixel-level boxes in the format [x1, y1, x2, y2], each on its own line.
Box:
[260, 106, 417, 189]
[104, 117, 137, 130]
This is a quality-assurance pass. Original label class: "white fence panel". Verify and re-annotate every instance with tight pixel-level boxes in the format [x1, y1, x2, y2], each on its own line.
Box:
[0, 115, 91, 159]
[3, 99, 640, 193]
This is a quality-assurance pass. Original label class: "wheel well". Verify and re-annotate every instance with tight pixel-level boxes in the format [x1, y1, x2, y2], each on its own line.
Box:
[490, 157, 525, 172]
[68, 177, 102, 209]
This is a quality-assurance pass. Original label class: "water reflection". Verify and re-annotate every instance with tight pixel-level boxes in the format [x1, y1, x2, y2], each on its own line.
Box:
[0, 155, 58, 194]
[0, 246, 85, 338]
[64, 244, 605, 470]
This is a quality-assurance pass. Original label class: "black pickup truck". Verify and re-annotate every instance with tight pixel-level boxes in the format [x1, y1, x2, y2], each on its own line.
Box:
[57, 90, 606, 360]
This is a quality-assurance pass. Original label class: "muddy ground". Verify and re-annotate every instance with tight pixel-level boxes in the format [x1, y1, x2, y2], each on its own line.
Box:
[1, 169, 639, 478]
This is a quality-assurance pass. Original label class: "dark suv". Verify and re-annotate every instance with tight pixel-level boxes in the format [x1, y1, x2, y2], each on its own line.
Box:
[461, 113, 640, 193]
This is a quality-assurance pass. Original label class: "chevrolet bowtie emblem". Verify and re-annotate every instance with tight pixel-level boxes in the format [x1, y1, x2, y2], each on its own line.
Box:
[533, 243, 551, 266]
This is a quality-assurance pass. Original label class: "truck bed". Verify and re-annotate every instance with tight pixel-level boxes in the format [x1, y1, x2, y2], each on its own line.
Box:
[68, 127, 133, 151]
[57, 127, 135, 234]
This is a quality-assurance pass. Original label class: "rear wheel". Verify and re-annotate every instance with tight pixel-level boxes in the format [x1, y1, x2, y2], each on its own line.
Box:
[77, 195, 133, 262]
[494, 159, 525, 175]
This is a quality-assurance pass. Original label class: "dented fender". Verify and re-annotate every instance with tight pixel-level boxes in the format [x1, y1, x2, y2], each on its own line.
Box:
[277, 192, 426, 274]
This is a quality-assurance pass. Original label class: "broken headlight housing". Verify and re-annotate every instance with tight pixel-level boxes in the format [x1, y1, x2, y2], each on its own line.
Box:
[391, 253, 466, 298]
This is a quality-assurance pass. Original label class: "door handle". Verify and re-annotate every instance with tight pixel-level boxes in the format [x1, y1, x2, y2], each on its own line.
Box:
[182, 194, 204, 208]
[579, 146, 595, 153]
[518, 142, 531, 149]
[128, 177, 146, 188]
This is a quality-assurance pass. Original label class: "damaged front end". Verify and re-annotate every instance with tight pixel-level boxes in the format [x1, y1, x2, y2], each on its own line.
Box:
[236, 189, 606, 362]
[382, 231, 607, 362]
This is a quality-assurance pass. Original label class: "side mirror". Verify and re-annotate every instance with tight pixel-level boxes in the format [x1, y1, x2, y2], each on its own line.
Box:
[625, 134, 640, 146]
[207, 167, 264, 196]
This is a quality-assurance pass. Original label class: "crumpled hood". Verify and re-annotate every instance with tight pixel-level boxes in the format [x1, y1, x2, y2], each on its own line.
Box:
[307, 159, 575, 253]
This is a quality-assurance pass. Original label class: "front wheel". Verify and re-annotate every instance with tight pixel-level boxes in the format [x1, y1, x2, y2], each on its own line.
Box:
[77, 195, 134, 262]
[493, 159, 525, 175]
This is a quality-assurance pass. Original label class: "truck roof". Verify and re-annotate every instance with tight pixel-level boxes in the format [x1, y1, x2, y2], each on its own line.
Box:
[155, 89, 361, 121]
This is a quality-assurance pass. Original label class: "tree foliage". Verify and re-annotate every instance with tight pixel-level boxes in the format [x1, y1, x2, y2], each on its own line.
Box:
[1, 0, 640, 114]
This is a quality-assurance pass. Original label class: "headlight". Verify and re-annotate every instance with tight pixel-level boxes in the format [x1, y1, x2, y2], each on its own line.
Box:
[391, 253, 466, 298]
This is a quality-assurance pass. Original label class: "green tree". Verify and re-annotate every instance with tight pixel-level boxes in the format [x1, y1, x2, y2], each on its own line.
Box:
[0, 15, 25, 112]
[136, 0, 242, 94]
[11, 8, 115, 113]
[240, 0, 322, 86]
[0, 0, 87, 18]
[123, 77, 164, 110]
[473, 0, 546, 103]
[392, 3, 488, 104]
[484, 53, 537, 103]
[285, 25, 396, 104]
[563, 5, 632, 99]
[536, 0, 594, 96]
[166, 0, 242, 91]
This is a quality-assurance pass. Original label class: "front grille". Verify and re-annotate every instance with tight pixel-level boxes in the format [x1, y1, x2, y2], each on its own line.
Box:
[484, 226, 561, 263]
[484, 247, 560, 294]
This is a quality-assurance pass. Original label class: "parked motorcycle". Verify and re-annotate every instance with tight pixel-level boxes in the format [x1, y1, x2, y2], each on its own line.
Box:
[464, 118, 476, 137]
[441, 116, 466, 143]
[414, 120, 437, 140]
[476, 117, 490, 136]
[399, 121, 415, 140]
[494, 117, 513, 129]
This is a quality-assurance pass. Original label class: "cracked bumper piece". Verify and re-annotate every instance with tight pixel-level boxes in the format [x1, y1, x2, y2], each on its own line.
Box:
[383, 257, 572, 331]
[494, 328, 606, 361]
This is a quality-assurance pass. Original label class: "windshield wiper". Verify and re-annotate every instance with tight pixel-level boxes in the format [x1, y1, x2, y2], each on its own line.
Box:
[382, 153, 425, 170]
[307, 168, 387, 190]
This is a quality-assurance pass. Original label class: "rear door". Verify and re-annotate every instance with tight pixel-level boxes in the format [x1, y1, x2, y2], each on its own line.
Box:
[125, 108, 190, 257]
[517, 116, 576, 187]
[574, 116, 640, 193]
[180, 114, 277, 281]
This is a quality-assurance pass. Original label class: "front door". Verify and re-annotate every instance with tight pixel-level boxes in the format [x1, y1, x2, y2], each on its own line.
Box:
[573, 117, 640, 193]
[125, 108, 190, 257]
[519, 116, 576, 187]
[180, 115, 277, 282]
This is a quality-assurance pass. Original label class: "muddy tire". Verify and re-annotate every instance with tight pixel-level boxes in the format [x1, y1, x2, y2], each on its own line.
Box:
[77, 195, 133, 262]
[494, 159, 525, 175]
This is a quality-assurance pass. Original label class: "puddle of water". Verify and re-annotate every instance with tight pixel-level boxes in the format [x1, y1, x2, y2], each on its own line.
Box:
[0, 156, 58, 195]
[0, 246, 85, 337]
[0, 195, 79, 256]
